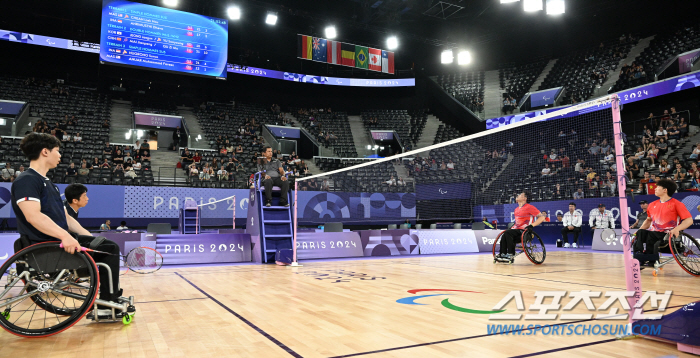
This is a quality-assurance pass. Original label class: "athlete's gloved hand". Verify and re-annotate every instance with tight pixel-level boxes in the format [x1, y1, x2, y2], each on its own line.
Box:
[525, 225, 534, 231]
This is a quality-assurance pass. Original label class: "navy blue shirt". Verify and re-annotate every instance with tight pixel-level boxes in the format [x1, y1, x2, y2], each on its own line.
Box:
[11, 168, 68, 242]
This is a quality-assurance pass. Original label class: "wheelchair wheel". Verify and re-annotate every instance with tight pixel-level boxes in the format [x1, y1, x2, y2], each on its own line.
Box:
[522, 230, 546, 265]
[669, 233, 700, 277]
[492, 231, 505, 263]
[0, 242, 99, 337]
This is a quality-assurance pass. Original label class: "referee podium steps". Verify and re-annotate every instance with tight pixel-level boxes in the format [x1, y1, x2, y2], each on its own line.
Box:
[256, 188, 294, 263]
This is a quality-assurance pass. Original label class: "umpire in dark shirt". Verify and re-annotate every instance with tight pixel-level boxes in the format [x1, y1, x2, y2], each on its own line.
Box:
[630, 200, 649, 228]
[259, 146, 290, 207]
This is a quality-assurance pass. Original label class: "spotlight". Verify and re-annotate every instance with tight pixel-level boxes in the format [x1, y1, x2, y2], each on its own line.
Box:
[325, 26, 337, 39]
[137, 130, 144, 139]
[125, 131, 131, 140]
[523, 0, 543, 12]
[441, 49, 454, 64]
[387, 36, 398, 50]
[546, 0, 565, 14]
[162, 0, 178, 7]
[458, 51, 471, 65]
[500, 0, 520, 3]
[227, 6, 241, 20]
[265, 12, 278, 25]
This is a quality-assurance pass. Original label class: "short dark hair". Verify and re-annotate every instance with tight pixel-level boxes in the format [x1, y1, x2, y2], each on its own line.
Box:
[121, 221, 126, 226]
[20, 132, 61, 161]
[569, 202, 576, 207]
[656, 178, 677, 196]
[522, 191, 532, 203]
[262, 145, 272, 153]
[65, 184, 88, 204]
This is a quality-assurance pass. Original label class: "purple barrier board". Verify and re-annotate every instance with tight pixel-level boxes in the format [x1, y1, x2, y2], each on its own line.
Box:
[679, 49, 700, 74]
[296, 231, 363, 259]
[267, 125, 300, 139]
[0, 100, 25, 116]
[0, 234, 19, 261]
[98, 232, 148, 256]
[134, 112, 182, 128]
[156, 233, 252, 264]
[358, 229, 418, 256]
[412, 229, 479, 254]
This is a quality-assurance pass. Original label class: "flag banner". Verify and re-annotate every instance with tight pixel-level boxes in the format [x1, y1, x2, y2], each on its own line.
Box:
[297, 34, 395, 73]
[382, 50, 394, 74]
[312, 37, 327, 62]
[341, 42, 355, 67]
[355, 45, 369, 69]
[368, 48, 382, 72]
[327, 40, 341, 65]
[297, 34, 312, 60]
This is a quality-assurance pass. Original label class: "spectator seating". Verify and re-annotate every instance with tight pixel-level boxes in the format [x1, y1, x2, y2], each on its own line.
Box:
[539, 38, 635, 104]
[435, 71, 485, 113]
[610, 25, 700, 93]
[500, 60, 548, 102]
[327, 160, 408, 193]
[293, 108, 358, 158]
[132, 97, 179, 115]
[433, 123, 463, 144]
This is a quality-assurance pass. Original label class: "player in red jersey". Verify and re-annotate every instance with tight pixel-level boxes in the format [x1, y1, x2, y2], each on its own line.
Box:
[497, 191, 546, 260]
[633, 178, 692, 267]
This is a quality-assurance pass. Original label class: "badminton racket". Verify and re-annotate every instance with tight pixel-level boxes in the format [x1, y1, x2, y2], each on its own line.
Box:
[61, 244, 163, 274]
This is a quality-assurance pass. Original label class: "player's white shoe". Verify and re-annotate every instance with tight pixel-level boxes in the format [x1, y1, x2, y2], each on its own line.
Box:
[572, 243, 578, 248]
[564, 243, 570, 248]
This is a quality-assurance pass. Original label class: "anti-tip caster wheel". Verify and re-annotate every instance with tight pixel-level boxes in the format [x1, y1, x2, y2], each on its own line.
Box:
[122, 313, 134, 325]
[1, 310, 10, 320]
[652, 269, 658, 277]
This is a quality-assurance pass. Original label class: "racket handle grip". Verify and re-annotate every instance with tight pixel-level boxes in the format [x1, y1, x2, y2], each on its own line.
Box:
[59, 243, 89, 252]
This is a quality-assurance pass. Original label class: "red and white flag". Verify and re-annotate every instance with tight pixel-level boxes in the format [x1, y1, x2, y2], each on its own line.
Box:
[327, 40, 342, 65]
[382, 50, 394, 74]
[368, 48, 382, 71]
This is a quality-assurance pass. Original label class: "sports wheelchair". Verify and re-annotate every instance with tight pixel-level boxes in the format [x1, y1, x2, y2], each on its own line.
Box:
[492, 228, 547, 265]
[631, 230, 700, 277]
[0, 239, 136, 338]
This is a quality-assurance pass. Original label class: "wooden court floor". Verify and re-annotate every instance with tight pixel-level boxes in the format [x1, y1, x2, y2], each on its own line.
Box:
[1, 250, 699, 358]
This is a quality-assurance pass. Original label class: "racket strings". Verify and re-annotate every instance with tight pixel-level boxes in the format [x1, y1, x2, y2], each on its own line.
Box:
[124, 247, 163, 273]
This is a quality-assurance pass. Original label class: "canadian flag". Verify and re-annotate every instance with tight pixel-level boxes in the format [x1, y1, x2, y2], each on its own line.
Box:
[368, 48, 382, 71]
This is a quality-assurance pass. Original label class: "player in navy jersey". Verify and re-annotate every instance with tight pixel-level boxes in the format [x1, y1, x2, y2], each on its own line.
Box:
[11, 133, 124, 317]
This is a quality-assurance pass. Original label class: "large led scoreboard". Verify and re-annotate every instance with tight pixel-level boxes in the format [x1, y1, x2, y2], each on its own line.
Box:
[99, 0, 228, 79]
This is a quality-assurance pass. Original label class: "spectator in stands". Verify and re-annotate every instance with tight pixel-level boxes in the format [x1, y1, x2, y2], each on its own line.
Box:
[230, 155, 243, 171]
[78, 163, 89, 177]
[199, 167, 211, 181]
[134, 140, 141, 151]
[66, 162, 77, 177]
[397, 177, 406, 186]
[510, 97, 517, 111]
[103, 142, 113, 155]
[447, 160, 455, 170]
[668, 126, 680, 141]
[14, 165, 25, 179]
[677, 117, 689, 137]
[62, 131, 72, 142]
[141, 150, 151, 161]
[647, 143, 659, 168]
[541, 163, 552, 176]
[635, 147, 646, 160]
[673, 163, 687, 181]
[689, 162, 699, 178]
[173, 126, 182, 148]
[131, 160, 141, 171]
[141, 140, 150, 150]
[100, 220, 111, 231]
[657, 138, 668, 156]
[1, 163, 15, 182]
[189, 164, 199, 177]
[259, 146, 290, 207]
[439, 161, 447, 170]
[385, 176, 396, 186]
[655, 126, 668, 142]
[502, 98, 511, 114]
[588, 142, 601, 157]
[660, 110, 671, 128]
[217, 167, 228, 181]
[211, 158, 219, 171]
[692, 171, 700, 190]
[236, 145, 243, 154]
[638, 172, 651, 192]
[100, 159, 111, 169]
[643, 128, 654, 142]
[573, 188, 584, 200]
[659, 159, 672, 176]
[113, 149, 124, 164]
[192, 151, 201, 164]
[113, 164, 124, 176]
[320, 179, 330, 191]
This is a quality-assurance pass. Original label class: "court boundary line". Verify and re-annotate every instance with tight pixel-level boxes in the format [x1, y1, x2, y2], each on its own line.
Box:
[175, 272, 303, 358]
[136, 297, 208, 304]
[328, 304, 688, 357]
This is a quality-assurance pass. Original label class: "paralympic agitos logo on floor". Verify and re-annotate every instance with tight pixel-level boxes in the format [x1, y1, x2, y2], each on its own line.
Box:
[396, 289, 505, 314]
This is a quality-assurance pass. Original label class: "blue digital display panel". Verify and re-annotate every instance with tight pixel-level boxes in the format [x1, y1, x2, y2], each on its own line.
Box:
[100, 0, 228, 79]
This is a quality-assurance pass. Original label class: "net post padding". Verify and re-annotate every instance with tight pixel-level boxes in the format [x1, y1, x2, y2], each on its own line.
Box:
[295, 95, 616, 184]
[612, 94, 641, 323]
